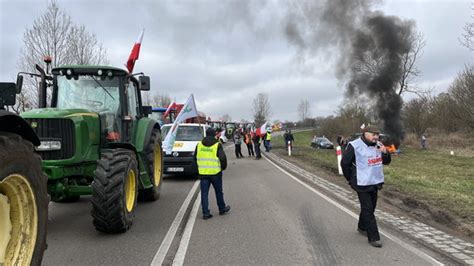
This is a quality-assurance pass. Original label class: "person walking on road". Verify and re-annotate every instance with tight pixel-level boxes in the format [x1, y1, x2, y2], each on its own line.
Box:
[264, 130, 272, 152]
[253, 132, 262, 159]
[244, 130, 255, 157]
[194, 128, 231, 220]
[341, 125, 391, 248]
[233, 130, 244, 158]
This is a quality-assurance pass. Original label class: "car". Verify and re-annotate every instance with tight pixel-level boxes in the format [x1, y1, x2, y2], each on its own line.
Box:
[311, 136, 334, 149]
[161, 123, 210, 176]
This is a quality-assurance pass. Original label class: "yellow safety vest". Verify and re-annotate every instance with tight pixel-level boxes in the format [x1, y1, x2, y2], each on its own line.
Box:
[266, 132, 272, 141]
[196, 142, 221, 175]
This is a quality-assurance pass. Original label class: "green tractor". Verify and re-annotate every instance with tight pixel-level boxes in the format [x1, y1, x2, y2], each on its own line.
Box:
[0, 79, 48, 265]
[20, 63, 163, 233]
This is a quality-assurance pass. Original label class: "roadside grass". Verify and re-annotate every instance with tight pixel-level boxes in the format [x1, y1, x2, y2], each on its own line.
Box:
[273, 131, 474, 221]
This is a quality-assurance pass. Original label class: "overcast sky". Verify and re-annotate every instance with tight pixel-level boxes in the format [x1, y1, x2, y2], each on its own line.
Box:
[0, 0, 472, 122]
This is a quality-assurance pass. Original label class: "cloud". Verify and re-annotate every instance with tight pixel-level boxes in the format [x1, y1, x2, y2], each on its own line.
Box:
[0, 0, 471, 122]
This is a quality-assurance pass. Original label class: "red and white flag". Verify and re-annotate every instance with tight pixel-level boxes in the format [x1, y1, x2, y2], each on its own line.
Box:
[126, 29, 145, 73]
[164, 101, 176, 118]
[256, 122, 268, 136]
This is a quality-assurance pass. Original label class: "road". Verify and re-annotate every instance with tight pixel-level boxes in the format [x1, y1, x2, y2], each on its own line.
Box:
[42, 146, 444, 265]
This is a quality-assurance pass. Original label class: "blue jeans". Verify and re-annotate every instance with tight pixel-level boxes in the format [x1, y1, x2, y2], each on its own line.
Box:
[200, 172, 226, 216]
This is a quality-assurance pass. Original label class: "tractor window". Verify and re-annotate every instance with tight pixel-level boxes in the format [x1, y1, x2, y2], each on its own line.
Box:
[125, 82, 139, 118]
[56, 75, 120, 114]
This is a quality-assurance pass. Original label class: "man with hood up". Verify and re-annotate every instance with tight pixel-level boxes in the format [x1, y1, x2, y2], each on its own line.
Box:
[194, 127, 231, 220]
[341, 125, 391, 248]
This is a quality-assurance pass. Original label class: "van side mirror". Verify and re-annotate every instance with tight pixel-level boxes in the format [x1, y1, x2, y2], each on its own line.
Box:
[16, 75, 23, 94]
[139, 76, 150, 91]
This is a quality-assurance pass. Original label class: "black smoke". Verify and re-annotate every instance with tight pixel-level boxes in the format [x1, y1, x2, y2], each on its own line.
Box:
[284, 0, 414, 146]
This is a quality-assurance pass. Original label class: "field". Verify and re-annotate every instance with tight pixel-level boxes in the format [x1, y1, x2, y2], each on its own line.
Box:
[272, 130, 474, 235]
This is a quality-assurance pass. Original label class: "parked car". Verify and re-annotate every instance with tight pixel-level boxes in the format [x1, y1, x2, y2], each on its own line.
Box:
[311, 136, 334, 149]
[161, 123, 210, 176]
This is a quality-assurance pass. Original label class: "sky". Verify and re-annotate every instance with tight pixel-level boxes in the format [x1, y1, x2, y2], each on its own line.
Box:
[0, 0, 472, 122]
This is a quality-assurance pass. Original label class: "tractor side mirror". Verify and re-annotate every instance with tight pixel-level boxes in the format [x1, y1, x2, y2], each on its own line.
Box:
[139, 76, 150, 91]
[142, 105, 152, 116]
[16, 75, 23, 94]
[0, 82, 18, 109]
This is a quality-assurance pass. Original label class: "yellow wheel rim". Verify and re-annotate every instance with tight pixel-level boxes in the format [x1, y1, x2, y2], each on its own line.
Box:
[124, 169, 136, 213]
[153, 144, 162, 187]
[0, 174, 38, 266]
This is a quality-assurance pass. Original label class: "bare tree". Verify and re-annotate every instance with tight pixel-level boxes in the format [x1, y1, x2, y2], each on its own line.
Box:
[297, 99, 310, 122]
[448, 65, 474, 130]
[16, 0, 107, 112]
[252, 93, 271, 127]
[403, 96, 434, 136]
[356, 30, 426, 96]
[221, 114, 232, 122]
[397, 32, 426, 96]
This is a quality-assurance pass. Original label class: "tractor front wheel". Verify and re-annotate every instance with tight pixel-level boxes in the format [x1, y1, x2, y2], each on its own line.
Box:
[0, 132, 48, 266]
[139, 129, 163, 202]
[91, 149, 138, 233]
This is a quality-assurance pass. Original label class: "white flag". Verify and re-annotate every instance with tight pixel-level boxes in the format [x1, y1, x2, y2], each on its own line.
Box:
[162, 94, 199, 154]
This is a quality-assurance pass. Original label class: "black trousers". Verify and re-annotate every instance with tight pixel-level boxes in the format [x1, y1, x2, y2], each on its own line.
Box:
[356, 190, 380, 242]
[246, 143, 254, 156]
[235, 144, 243, 158]
[254, 143, 261, 158]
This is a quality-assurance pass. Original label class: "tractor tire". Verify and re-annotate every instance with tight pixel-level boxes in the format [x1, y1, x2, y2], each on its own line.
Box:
[0, 132, 48, 266]
[139, 128, 163, 202]
[91, 149, 138, 233]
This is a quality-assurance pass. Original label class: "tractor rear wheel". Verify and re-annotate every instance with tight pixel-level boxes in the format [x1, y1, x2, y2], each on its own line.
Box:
[0, 132, 48, 266]
[91, 149, 138, 233]
[139, 129, 163, 202]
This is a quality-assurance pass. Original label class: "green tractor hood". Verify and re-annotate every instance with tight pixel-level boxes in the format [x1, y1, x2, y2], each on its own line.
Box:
[21, 108, 99, 119]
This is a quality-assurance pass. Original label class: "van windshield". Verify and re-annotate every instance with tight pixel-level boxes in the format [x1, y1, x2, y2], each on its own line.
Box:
[161, 125, 204, 141]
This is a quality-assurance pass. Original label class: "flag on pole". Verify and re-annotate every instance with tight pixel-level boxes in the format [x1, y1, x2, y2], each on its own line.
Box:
[126, 29, 145, 73]
[164, 101, 176, 118]
[162, 94, 199, 154]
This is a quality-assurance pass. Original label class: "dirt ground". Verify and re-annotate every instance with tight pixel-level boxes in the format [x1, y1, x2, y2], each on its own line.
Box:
[272, 148, 474, 241]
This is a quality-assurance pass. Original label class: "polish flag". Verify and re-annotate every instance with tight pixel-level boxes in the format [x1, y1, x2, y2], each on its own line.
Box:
[164, 101, 177, 118]
[255, 122, 268, 137]
[126, 29, 145, 73]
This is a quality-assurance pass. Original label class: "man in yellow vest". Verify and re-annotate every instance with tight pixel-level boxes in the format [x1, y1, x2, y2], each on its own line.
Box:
[194, 128, 230, 219]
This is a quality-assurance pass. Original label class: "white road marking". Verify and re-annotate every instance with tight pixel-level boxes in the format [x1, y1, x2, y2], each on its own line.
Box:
[151, 180, 200, 266]
[263, 155, 443, 266]
[172, 193, 201, 266]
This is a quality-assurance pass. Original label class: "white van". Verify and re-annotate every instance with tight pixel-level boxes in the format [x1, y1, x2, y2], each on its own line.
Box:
[161, 123, 210, 175]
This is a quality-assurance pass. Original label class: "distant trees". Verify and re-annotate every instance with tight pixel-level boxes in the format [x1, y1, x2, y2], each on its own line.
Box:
[15, 0, 107, 113]
[403, 65, 474, 135]
[143, 92, 172, 108]
[297, 99, 311, 124]
[221, 114, 232, 122]
[252, 93, 271, 127]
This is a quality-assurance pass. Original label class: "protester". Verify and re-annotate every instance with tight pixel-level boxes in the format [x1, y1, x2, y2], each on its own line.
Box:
[284, 129, 294, 152]
[233, 131, 244, 158]
[341, 125, 391, 248]
[252, 132, 262, 159]
[244, 130, 255, 157]
[194, 128, 231, 220]
[264, 130, 272, 152]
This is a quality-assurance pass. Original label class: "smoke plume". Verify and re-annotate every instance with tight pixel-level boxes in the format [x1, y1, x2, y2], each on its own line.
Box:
[284, 0, 415, 145]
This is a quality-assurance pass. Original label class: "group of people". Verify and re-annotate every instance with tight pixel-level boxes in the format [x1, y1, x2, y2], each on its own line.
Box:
[232, 129, 273, 160]
[193, 125, 390, 249]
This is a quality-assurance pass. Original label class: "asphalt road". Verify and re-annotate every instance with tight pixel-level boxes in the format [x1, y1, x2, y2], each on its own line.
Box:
[42, 146, 442, 265]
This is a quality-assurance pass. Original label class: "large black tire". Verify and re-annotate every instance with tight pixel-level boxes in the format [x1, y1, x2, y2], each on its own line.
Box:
[0, 132, 48, 266]
[139, 128, 163, 202]
[91, 149, 138, 233]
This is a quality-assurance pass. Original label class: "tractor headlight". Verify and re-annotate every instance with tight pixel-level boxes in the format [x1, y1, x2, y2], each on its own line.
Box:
[36, 140, 61, 151]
